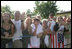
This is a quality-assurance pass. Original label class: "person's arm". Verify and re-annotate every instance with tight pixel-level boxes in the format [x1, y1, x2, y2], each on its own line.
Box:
[21, 21, 25, 31]
[1, 27, 6, 38]
[37, 32, 43, 38]
[9, 24, 15, 37]
[46, 28, 51, 34]
[47, 23, 52, 34]
[32, 25, 37, 36]
[28, 24, 32, 34]
[1, 30, 5, 38]
[37, 25, 43, 38]
[3, 32, 9, 38]
[1, 35, 5, 38]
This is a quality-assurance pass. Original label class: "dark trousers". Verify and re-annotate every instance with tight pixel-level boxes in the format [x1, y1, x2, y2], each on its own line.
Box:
[1, 39, 12, 48]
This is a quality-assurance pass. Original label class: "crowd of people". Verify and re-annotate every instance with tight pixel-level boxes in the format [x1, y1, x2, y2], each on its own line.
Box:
[1, 11, 71, 48]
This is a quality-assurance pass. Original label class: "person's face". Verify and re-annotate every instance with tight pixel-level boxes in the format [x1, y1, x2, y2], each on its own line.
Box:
[58, 18, 61, 24]
[53, 18, 56, 21]
[42, 21, 47, 27]
[27, 16, 31, 19]
[58, 17, 61, 22]
[20, 14, 25, 20]
[49, 16, 53, 19]
[34, 21, 39, 25]
[59, 18, 64, 25]
[3, 13, 10, 23]
[15, 11, 20, 20]
[26, 18, 32, 25]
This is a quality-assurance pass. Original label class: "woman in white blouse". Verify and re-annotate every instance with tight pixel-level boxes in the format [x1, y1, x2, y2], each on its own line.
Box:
[30, 18, 43, 48]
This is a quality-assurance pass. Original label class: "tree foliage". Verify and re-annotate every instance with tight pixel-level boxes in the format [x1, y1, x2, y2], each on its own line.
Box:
[34, 1, 58, 18]
[1, 5, 15, 19]
[26, 9, 32, 14]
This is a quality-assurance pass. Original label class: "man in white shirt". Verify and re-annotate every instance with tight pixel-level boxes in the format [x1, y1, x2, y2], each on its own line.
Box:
[30, 18, 43, 48]
[12, 11, 24, 48]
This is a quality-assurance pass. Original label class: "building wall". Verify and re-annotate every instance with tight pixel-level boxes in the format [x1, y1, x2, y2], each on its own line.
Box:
[56, 12, 71, 18]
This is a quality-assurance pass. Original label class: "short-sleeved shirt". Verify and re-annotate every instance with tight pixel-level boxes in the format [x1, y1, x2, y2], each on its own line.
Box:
[31, 23, 43, 35]
[30, 23, 43, 47]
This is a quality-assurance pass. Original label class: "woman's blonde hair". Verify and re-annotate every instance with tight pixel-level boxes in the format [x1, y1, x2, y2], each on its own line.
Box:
[24, 18, 32, 24]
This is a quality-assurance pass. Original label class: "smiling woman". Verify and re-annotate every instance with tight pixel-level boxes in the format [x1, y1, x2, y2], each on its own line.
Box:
[1, 13, 16, 48]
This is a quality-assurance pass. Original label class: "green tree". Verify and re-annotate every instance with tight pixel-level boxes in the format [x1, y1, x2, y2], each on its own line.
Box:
[34, 1, 58, 19]
[26, 9, 32, 14]
[26, 9, 36, 17]
[1, 5, 15, 19]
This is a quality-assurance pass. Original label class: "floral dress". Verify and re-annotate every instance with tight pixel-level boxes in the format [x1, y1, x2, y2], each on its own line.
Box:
[58, 25, 64, 43]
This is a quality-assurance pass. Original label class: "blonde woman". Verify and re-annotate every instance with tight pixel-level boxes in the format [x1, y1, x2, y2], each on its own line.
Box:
[41, 19, 51, 48]
[22, 18, 32, 48]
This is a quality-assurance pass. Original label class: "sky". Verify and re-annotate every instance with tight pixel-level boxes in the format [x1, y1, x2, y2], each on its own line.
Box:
[1, 1, 71, 13]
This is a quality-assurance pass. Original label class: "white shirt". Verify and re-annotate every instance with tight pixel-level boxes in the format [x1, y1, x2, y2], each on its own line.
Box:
[30, 23, 43, 47]
[59, 25, 64, 31]
[44, 35, 49, 47]
[58, 25, 64, 34]
[31, 23, 43, 35]
[47, 19, 56, 32]
[11, 19, 23, 42]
